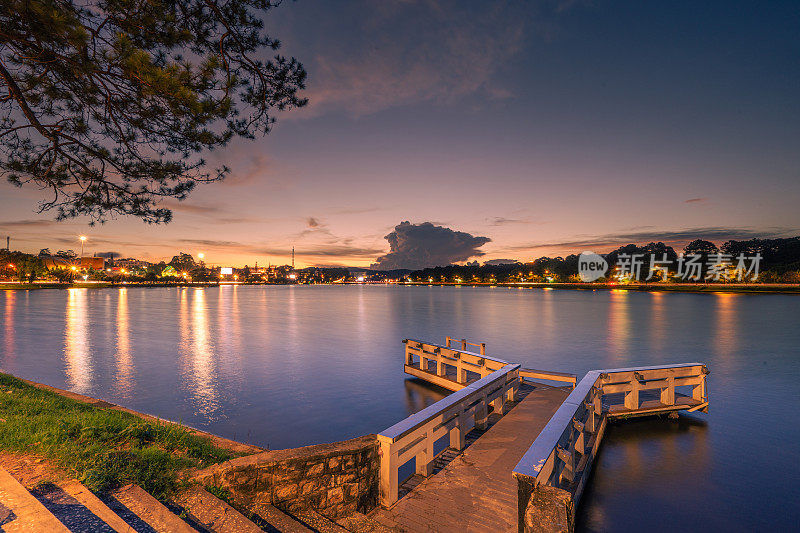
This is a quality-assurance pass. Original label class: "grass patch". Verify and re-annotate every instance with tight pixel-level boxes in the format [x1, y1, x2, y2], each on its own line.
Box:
[0, 373, 239, 499]
[204, 484, 234, 506]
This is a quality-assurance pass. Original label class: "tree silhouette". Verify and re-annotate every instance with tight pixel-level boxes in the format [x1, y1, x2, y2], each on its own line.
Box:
[683, 239, 718, 255]
[1, 0, 306, 223]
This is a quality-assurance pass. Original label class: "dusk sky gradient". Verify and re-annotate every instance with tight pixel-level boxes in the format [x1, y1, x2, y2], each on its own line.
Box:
[1, 0, 798, 267]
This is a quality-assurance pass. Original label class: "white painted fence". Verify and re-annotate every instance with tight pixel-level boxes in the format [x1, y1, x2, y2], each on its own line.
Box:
[377, 363, 520, 506]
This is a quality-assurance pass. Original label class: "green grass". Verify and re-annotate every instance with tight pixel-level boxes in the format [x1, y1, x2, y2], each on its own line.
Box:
[204, 484, 234, 506]
[0, 373, 239, 499]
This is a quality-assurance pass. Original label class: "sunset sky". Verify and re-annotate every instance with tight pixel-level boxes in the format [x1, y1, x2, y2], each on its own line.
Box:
[1, 0, 798, 268]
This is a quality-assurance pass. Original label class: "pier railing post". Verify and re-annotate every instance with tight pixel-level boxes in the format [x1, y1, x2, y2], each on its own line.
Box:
[492, 394, 506, 416]
[624, 377, 640, 410]
[475, 396, 488, 430]
[378, 439, 398, 507]
[450, 413, 467, 450]
[507, 377, 519, 403]
[693, 373, 706, 402]
[661, 374, 675, 405]
[416, 431, 434, 476]
[455, 354, 467, 384]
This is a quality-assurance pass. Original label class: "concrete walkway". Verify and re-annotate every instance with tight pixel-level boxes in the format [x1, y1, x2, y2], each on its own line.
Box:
[370, 385, 569, 533]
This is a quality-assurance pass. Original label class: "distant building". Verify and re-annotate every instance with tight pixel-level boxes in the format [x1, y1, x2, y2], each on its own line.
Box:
[41, 256, 77, 269]
[81, 257, 105, 270]
[160, 265, 179, 277]
[115, 258, 151, 270]
[41, 255, 105, 270]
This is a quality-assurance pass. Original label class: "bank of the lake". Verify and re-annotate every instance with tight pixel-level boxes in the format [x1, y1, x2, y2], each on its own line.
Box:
[0, 372, 246, 499]
[2, 285, 799, 531]
[406, 281, 800, 293]
[3, 280, 800, 294]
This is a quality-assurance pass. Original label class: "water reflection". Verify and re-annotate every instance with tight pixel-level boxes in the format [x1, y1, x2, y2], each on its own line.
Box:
[64, 289, 92, 393]
[649, 292, 666, 355]
[179, 288, 220, 418]
[2, 286, 799, 532]
[579, 416, 710, 532]
[713, 293, 739, 371]
[3, 291, 14, 363]
[229, 285, 242, 356]
[539, 288, 555, 349]
[114, 288, 134, 400]
[403, 379, 448, 412]
[607, 290, 631, 361]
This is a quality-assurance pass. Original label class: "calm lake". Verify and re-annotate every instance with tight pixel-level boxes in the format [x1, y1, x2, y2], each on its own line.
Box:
[1, 285, 798, 531]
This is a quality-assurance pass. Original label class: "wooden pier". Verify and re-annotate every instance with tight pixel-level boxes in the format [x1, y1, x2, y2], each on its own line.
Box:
[370, 338, 710, 533]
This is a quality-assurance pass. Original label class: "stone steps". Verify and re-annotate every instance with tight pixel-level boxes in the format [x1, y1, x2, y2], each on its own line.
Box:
[1, 463, 312, 533]
[292, 509, 351, 533]
[0, 467, 70, 533]
[246, 502, 316, 532]
[29, 481, 123, 532]
[172, 485, 263, 533]
[60, 480, 133, 532]
[337, 511, 400, 533]
[109, 484, 198, 533]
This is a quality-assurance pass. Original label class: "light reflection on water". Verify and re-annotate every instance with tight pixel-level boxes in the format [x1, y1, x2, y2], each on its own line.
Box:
[606, 290, 631, 361]
[179, 288, 220, 419]
[3, 290, 13, 362]
[64, 288, 91, 393]
[114, 288, 133, 400]
[1, 286, 799, 530]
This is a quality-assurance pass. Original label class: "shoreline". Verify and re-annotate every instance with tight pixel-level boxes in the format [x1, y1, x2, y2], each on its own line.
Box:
[2, 280, 800, 294]
[405, 281, 800, 293]
[0, 372, 381, 521]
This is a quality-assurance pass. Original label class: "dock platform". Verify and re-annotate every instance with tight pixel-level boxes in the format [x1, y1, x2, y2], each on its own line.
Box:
[373, 338, 710, 533]
[372, 383, 568, 532]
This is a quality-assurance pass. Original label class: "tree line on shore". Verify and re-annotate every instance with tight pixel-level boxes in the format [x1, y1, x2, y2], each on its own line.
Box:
[0, 248, 365, 284]
[407, 237, 800, 284]
[3, 236, 800, 284]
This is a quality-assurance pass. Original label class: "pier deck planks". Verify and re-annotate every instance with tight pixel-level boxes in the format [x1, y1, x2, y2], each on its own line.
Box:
[371, 385, 569, 533]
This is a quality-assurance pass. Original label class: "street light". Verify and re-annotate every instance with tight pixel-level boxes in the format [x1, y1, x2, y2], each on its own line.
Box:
[79, 235, 87, 257]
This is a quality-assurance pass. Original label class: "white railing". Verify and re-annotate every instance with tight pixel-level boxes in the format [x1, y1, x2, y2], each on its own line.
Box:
[404, 338, 576, 390]
[378, 363, 521, 506]
[445, 335, 486, 355]
[512, 363, 709, 526]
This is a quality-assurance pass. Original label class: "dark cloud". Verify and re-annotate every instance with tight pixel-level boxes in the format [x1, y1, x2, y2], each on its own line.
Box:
[484, 259, 520, 266]
[371, 221, 490, 270]
[504, 226, 799, 253]
[684, 197, 709, 204]
[95, 251, 121, 259]
[161, 200, 268, 224]
[298, 216, 333, 238]
[488, 217, 533, 226]
[0, 219, 61, 228]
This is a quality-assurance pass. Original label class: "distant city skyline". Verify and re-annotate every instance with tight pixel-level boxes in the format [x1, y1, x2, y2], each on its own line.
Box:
[2, 1, 798, 268]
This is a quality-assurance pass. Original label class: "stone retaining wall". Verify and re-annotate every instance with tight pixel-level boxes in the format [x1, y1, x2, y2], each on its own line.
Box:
[516, 474, 574, 533]
[193, 434, 379, 519]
